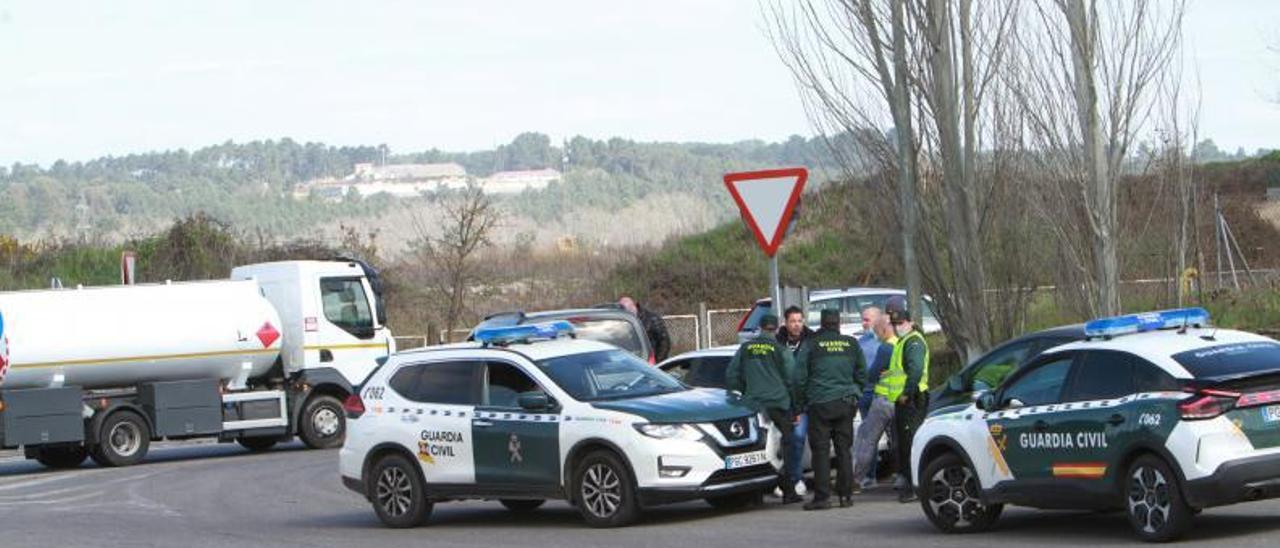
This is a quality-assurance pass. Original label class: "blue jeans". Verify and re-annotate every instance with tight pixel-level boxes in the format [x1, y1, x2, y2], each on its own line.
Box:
[788, 413, 807, 482]
[858, 392, 878, 480]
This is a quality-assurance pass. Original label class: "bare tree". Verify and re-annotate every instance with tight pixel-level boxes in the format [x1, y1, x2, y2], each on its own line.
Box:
[410, 184, 501, 339]
[1012, 0, 1185, 317]
[766, 0, 1022, 361]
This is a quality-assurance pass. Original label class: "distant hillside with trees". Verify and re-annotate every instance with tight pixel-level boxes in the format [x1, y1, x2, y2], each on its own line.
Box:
[0, 133, 836, 243]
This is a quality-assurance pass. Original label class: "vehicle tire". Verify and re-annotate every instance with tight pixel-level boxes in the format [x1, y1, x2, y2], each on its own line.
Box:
[573, 450, 640, 528]
[920, 452, 1002, 534]
[90, 411, 151, 467]
[705, 490, 764, 510]
[499, 499, 546, 512]
[369, 453, 433, 528]
[237, 437, 279, 452]
[300, 394, 345, 449]
[1125, 454, 1194, 542]
[34, 445, 87, 469]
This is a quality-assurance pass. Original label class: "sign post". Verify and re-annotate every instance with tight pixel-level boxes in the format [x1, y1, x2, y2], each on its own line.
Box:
[121, 251, 137, 285]
[723, 167, 808, 313]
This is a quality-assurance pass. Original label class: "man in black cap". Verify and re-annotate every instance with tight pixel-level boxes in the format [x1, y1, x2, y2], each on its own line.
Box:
[881, 295, 930, 503]
[725, 313, 801, 504]
[795, 309, 866, 510]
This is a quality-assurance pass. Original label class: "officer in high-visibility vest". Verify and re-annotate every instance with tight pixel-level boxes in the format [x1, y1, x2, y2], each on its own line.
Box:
[880, 295, 930, 503]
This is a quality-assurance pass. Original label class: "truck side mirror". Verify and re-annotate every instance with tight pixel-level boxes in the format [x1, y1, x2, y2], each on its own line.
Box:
[518, 391, 552, 412]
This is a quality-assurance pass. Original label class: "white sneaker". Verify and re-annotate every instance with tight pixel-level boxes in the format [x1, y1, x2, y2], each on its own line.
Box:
[795, 481, 808, 496]
[773, 487, 784, 498]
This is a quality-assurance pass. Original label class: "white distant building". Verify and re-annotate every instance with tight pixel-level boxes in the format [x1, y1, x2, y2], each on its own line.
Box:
[298, 163, 560, 201]
[479, 168, 562, 194]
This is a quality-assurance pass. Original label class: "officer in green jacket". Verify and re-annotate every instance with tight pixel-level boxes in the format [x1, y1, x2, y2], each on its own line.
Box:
[725, 313, 801, 504]
[881, 295, 930, 503]
[795, 309, 867, 510]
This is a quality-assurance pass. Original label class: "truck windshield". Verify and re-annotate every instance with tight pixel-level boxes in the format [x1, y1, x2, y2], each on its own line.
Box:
[537, 349, 685, 402]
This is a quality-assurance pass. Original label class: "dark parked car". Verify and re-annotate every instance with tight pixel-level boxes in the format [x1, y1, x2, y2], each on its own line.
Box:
[928, 324, 1085, 412]
[470, 308, 655, 362]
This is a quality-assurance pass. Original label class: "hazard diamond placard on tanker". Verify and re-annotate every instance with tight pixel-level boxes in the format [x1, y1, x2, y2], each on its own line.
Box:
[723, 167, 807, 257]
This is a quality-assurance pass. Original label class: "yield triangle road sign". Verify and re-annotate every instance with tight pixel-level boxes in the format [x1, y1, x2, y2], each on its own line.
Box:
[723, 167, 808, 257]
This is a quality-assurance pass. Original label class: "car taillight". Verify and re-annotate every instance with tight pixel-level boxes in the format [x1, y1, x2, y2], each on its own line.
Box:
[1178, 388, 1240, 420]
[343, 394, 366, 419]
[1236, 389, 1280, 408]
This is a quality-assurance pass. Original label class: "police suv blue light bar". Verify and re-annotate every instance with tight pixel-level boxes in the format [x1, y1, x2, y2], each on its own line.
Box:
[473, 321, 574, 345]
[1084, 308, 1210, 339]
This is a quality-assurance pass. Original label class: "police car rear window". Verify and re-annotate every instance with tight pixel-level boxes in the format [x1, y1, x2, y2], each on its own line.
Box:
[1172, 342, 1280, 380]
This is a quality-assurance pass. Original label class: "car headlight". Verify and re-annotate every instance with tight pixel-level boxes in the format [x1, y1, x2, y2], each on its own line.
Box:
[633, 423, 704, 441]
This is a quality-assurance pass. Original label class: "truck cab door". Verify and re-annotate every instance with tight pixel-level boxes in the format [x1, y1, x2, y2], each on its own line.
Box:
[311, 276, 392, 385]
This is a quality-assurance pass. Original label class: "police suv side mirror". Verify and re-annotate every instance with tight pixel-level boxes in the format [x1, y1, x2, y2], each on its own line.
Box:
[518, 391, 552, 412]
[975, 391, 997, 411]
[947, 375, 965, 392]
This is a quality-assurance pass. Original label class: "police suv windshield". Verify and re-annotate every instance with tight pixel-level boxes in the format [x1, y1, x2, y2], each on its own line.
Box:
[537, 349, 685, 402]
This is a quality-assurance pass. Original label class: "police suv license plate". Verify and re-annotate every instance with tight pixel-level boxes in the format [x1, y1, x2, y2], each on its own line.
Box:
[724, 450, 768, 470]
[1262, 405, 1280, 424]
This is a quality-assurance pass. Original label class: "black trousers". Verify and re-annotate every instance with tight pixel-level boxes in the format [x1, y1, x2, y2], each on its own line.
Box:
[806, 398, 856, 501]
[765, 407, 798, 496]
[892, 391, 928, 491]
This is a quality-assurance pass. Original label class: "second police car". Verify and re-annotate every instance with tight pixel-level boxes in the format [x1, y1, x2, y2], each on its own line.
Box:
[339, 322, 777, 528]
[912, 308, 1280, 542]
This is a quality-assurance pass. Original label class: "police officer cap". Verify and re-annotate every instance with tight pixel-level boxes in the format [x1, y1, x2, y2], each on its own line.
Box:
[759, 313, 779, 329]
[885, 295, 911, 324]
[820, 309, 840, 324]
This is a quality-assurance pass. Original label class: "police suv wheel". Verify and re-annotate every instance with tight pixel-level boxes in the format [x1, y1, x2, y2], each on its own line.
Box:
[920, 453, 1002, 533]
[499, 499, 546, 512]
[300, 394, 345, 449]
[91, 411, 151, 467]
[574, 450, 639, 528]
[370, 454, 433, 528]
[1125, 455, 1193, 542]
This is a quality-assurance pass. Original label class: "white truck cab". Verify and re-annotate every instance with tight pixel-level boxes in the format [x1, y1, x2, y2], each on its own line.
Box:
[233, 260, 395, 387]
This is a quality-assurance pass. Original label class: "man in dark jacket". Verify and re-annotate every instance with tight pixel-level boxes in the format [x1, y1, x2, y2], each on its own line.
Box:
[795, 309, 867, 510]
[619, 296, 671, 362]
[775, 305, 813, 497]
[725, 313, 801, 504]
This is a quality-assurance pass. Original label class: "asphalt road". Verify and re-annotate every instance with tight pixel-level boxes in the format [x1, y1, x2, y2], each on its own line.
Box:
[2, 441, 1280, 548]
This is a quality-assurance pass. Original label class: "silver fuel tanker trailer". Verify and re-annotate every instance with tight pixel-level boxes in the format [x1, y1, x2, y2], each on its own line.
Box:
[0, 259, 394, 468]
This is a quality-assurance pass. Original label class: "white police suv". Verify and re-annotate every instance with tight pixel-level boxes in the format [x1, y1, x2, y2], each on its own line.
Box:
[340, 322, 777, 528]
[912, 308, 1280, 542]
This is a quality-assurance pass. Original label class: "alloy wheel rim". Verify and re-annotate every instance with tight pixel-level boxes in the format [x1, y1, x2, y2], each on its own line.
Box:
[376, 466, 413, 518]
[1128, 465, 1172, 534]
[108, 421, 142, 457]
[581, 463, 623, 518]
[927, 464, 986, 527]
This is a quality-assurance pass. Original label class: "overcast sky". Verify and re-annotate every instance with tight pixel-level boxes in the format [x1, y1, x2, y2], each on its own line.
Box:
[0, 0, 1276, 166]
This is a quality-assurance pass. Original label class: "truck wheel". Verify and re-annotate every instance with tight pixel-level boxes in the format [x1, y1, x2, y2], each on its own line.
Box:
[370, 453, 433, 528]
[920, 452, 1002, 533]
[237, 437, 279, 452]
[300, 394, 346, 449]
[500, 499, 546, 512]
[1125, 454, 1194, 542]
[35, 445, 87, 469]
[573, 450, 640, 528]
[91, 411, 151, 467]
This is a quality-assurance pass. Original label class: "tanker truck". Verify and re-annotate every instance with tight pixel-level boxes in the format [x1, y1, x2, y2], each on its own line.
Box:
[0, 259, 395, 468]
